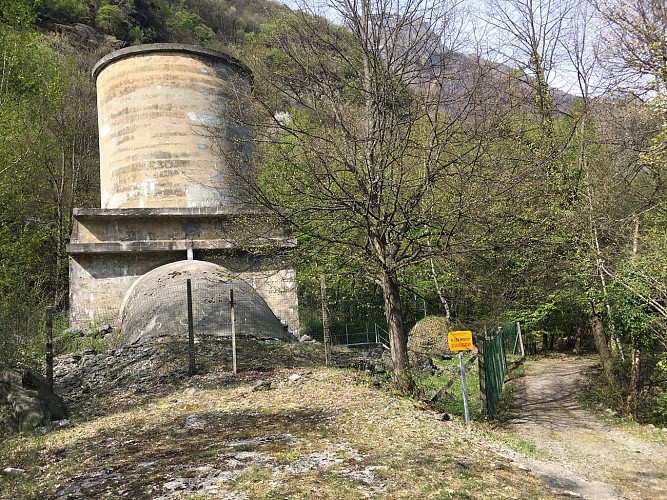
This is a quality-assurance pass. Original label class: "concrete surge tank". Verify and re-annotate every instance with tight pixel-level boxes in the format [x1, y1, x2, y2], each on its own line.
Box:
[92, 44, 253, 209]
[68, 44, 300, 338]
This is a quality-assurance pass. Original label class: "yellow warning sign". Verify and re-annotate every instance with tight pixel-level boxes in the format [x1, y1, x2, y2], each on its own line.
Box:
[448, 330, 473, 351]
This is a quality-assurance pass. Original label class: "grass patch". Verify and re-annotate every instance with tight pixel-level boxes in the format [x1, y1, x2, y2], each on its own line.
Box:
[416, 354, 482, 420]
[489, 430, 548, 460]
[578, 369, 667, 442]
[231, 466, 274, 488]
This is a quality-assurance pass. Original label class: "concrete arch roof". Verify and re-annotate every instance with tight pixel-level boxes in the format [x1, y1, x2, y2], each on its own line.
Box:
[120, 260, 291, 344]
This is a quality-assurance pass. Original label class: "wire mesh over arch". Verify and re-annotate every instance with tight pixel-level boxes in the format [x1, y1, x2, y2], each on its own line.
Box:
[120, 260, 292, 344]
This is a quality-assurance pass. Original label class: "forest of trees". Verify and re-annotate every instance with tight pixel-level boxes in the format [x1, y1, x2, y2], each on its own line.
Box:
[0, 0, 666, 422]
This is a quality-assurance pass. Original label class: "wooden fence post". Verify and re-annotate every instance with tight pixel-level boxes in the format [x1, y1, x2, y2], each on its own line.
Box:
[320, 275, 330, 366]
[516, 322, 525, 358]
[45, 307, 54, 389]
[230, 289, 237, 375]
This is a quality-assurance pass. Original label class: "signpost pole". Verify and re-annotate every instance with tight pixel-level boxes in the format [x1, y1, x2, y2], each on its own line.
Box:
[448, 330, 474, 427]
[459, 351, 470, 427]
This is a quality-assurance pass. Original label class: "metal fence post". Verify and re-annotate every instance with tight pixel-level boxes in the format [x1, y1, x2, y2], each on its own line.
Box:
[498, 327, 507, 373]
[230, 288, 237, 375]
[477, 334, 487, 419]
[186, 279, 196, 376]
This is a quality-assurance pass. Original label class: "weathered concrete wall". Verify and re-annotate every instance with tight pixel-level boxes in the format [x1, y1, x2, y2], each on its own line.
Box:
[241, 268, 299, 338]
[68, 208, 291, 250]
[69, 252, 179, 327]
[67, 208, 299, 335]
[69, 253, 300, 335]
[93, 44, 252, 209]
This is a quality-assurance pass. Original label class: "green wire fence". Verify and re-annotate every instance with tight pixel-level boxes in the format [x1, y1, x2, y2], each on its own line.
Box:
[479, 322, 524, 419]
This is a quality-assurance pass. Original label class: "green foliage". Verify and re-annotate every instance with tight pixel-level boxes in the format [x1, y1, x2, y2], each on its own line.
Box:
[0, 21, 99, 368]
[55, 322, 123, 355]
[183, 0, 279, 43]
[0, 27, 61, 285]
[163, 7, 218, 45]
[38, 0, 90, 22]
[416, 354, 481, 420]
[650, 353, 667, 424]
[0, 0, 39, 27]
[96, 4, 128, 37]
[297, 269, 386, 337]
[0, 300, 46, 371]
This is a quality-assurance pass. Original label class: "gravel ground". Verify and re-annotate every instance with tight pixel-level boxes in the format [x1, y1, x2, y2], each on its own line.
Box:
[502, 355, 667, 500]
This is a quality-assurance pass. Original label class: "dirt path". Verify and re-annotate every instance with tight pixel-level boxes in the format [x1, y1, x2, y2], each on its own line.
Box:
[501, 356, 667, 499]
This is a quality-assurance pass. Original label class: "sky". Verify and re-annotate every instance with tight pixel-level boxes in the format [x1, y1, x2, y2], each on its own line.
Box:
[278, 0, 595, 96]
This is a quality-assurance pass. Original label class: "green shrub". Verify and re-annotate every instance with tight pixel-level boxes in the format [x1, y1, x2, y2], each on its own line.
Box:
[96, 4, 127, 36]
[39, 0, 90, 22]
[0, 301, 46, 371]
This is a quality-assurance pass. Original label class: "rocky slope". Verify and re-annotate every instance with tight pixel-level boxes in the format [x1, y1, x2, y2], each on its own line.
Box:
[1, 338, 553, 499]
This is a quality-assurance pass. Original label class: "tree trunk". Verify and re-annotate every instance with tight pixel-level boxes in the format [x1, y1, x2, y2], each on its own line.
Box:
[380, 269, 414, 395]
[626, 343, 641, 420]
[587, 182, 624, 361]
[430, 258, 451, 319]
[590, 308, 618, 387]
[575, 325, 584, 354]
[626, 213, 641, 419]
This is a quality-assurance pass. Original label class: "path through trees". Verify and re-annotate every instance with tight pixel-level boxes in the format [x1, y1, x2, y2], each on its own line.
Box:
[502, 356, 667, 499]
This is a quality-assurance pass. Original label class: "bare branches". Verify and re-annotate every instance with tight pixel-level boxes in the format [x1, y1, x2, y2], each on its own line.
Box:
[594, 0, 667, 94]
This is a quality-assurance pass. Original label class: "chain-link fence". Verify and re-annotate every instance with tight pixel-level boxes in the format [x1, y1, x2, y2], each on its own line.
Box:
[121, 277, 294, 375]
[500, 322, 525, 357]
[481, 332, 507, 419]
[308, 321, 389, 348]
[0, 303, 46, 371]
[121, 276, 291, 344]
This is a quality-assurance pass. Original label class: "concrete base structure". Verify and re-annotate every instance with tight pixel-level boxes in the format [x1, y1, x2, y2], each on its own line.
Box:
[67, 208, 299, 336]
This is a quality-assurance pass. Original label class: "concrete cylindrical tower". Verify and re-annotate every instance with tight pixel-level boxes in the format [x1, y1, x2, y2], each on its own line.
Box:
[93, 44, 253, 209]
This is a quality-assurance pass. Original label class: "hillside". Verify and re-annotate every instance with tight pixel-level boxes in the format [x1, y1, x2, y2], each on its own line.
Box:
[0, 338, 554, 499]
[29, 0, 286, 47]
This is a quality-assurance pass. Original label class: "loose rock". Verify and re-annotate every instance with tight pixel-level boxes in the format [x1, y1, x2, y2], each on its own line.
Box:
[0, 369, 68, 432]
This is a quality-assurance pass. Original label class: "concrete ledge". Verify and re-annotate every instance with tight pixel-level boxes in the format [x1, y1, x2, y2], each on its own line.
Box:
[72, 207, 270, 218]
[67, 238, 296, 254]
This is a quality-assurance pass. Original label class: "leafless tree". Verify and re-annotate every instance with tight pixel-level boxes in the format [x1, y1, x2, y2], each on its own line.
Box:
[239, 0, 519, 393]
[593, 0, 667, 96]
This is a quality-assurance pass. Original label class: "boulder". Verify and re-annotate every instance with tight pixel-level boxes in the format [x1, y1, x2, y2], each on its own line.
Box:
[410, 355, 437, 377]
[408, 316, 467, 358]
[0, 369, 68, 432]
